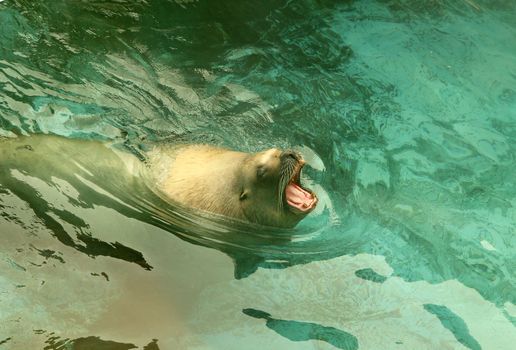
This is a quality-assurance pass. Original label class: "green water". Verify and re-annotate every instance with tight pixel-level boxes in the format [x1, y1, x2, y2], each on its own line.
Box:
[1, 0, 515, 349]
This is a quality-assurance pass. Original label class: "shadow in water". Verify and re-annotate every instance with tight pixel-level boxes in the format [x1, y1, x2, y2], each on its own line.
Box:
[37, 330, 160, 350]
[423, 304, 482, 350]
[0, 338, 12, 346]
[354, 268, 387, 283]
[243, 308, 359, 350]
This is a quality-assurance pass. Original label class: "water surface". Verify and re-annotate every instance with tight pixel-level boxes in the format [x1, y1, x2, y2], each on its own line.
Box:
[1, 0, 515, 349]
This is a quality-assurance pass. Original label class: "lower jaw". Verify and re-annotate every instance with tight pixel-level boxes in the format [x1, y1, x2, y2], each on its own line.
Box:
[286, 203, 316, 214]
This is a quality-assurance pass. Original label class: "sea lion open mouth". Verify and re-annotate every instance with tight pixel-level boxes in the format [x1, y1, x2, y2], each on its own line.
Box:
[279, 151, 318, 213]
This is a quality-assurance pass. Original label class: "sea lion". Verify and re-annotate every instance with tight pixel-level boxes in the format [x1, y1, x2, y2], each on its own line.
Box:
[147, 145, 318, 228]
[1, 134, 317, 228]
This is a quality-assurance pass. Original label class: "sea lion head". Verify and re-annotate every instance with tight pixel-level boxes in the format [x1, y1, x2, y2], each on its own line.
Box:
[238, 148, 318, 228]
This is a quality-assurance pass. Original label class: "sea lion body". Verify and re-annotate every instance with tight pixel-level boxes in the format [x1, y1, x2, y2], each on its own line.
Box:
[1, 135, 317, 228]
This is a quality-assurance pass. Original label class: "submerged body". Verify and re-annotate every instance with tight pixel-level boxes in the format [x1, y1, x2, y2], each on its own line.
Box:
[1, 135, 317, 228]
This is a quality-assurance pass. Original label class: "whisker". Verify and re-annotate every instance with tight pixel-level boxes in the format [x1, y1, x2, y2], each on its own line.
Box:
[277, 158, 298, 211]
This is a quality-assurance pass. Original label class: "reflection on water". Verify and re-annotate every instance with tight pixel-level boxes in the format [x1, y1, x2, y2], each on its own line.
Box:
[1, 0, 516, 349]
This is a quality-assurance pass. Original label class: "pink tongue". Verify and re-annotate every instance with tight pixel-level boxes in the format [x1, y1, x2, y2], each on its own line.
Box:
[285, 183, 315, 211]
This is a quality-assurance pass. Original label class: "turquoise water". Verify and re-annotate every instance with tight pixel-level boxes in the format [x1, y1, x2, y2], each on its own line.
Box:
[1, 0, 515, 349]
